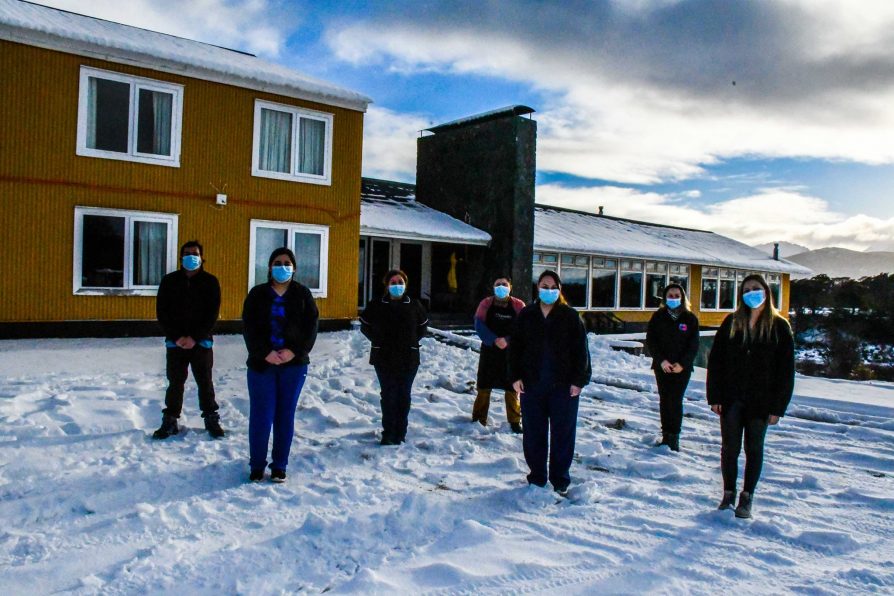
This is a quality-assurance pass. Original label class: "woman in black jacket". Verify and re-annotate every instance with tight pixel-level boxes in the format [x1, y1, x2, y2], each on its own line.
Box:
[359, 269, 429, 445]
[242, 247, 319, 483]
[707, 273, 795, 518]
[510, 270, 591, 494]
[646, 283, 700, 451]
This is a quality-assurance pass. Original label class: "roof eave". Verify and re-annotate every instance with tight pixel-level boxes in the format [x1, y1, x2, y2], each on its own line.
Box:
[0, 25, 372, 112]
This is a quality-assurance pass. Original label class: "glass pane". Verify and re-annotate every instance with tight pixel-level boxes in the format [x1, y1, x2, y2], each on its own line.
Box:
[605, 259, 616, 269]
[704, 268, 719, 278]
[561, 255, 574, 265]
[645, 273, 666, 308]
[132, 221, 168, 286]
[620, 272, 643, 308]
[701, 279, 718, 309]
[298, 117, 325, 175]
[293, 231, 322, 289]
[532, 264, 549, 297]
[87, 77, 129, 152]
[669, 275, 689, 295]
[592, 257, 604, 267]
[254, 227, 287, 286]
[719, 279, 736, 309]
[533, 252, 542, 263]
[770, 282, 781, 308]
[259, 108, 292, 173]
[543, 254, 558, 264]
[358, 239, 366, 307]
[562, 266, 588, 308]
[137, 88, 173, 156]
[575, 256, 589, 266]
[82, 214, 125, 287]
[591, 269, 617, 308]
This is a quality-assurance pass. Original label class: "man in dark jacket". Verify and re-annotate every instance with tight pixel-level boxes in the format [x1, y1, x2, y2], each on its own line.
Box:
[154, 240, 223, 439]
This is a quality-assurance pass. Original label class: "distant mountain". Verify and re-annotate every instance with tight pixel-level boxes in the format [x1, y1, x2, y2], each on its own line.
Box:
[787, 247, 894, 279]
[753, 241, 810, 258]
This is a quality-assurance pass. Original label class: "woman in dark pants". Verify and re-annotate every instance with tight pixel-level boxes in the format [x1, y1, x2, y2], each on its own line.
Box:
[510, 270, 591, 494]
[242, 247, 319, 483]
[707, 273, 795, 518]
[472, 276, 526, 432]
[646, 283, 700, 451]
[360, 269, 429, 445]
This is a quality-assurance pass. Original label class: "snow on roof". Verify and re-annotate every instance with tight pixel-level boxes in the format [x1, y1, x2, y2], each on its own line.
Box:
[535, 205, 812, 275]
[425, 105, 535, 133]
[0, 0, 371, 111]
[360, 179, 491, 245]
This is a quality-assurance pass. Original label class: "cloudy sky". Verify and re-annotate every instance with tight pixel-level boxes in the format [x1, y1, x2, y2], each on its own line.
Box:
[33, 0, 894, 251]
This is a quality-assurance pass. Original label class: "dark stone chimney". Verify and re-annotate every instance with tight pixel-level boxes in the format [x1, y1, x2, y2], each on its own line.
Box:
[416, 106, 537, 303]
[773, 243, 780, 260]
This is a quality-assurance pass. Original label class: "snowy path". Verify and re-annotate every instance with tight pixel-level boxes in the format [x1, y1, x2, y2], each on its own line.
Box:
[0, 332, 892, 594]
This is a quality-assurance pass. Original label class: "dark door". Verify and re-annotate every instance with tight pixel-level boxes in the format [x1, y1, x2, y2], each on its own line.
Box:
[400, 242, 423, 301]
[369, 239, 391, 302]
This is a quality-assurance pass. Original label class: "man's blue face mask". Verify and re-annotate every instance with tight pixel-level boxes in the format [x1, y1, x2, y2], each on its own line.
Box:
[181, 255, 201, 271]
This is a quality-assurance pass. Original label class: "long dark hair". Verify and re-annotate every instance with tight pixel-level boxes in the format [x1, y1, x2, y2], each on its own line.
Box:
[536, 269, 567, 306]
[730, 273, 784, 342]
[661, 282, 690, 311]
[267, 247, 296, 283]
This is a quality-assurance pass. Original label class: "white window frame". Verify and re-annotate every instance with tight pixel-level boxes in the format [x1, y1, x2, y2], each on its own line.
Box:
[76, 66, 183, 167]
[557, 253, 590, 310]
[588, 256, 619, 311]
[248, 219, 329, 297]
[618, 259, 646, 310]
[73, 206, 178, 296]
[251, 99, 334, 185]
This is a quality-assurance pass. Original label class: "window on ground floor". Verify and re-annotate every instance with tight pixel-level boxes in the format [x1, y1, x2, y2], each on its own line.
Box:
[249, 220, 329, 296]
[559, 254, 589, 308]
[73, 206, 177, 294]
[590, 257, 618, 308]
[619, 259, 644, 308]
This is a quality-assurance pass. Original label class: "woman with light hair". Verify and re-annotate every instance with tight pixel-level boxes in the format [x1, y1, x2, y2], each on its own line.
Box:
[707, 273, 795, 519]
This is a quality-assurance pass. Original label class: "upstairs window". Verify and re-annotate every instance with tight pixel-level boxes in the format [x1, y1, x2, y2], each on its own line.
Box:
[77, 67, 183, 166]
[252, 100, 333, 185]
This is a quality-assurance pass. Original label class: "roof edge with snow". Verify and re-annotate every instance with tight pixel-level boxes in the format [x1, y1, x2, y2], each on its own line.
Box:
[0, 1, 371, 112]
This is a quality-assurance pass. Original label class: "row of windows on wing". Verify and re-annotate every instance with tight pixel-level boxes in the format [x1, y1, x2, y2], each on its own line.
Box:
[76, 66, 332, 183]
[74, 207, 328, 296]
[532, 252, 782, 311]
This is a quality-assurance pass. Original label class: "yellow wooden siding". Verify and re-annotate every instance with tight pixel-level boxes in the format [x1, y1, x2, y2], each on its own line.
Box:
[0, 40, 363, 323]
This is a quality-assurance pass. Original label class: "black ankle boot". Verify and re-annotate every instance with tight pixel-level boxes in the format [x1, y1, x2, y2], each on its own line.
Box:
[152, 415, 179, 439]
[204, 414, 225, 439]
[735, 491, 753, 519]
[667, 434, 680, 452]
[718, 490, 735, 510]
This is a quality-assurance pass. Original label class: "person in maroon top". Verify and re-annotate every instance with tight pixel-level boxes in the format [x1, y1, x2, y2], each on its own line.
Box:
[472, 276, 526, 432]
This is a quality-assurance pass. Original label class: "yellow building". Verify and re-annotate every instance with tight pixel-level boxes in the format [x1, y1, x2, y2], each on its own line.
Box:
[533, 205, 811, 330]
[0, 1, 370, 337]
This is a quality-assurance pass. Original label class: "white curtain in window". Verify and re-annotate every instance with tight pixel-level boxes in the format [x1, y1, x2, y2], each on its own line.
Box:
[133, 221, 168, 286]
[86, 77, 98, 148]
[293, 231, 321, 288]
[259, 109, 292, 173]
[151, 90, 173, 155]
[298, 118, 325, 176]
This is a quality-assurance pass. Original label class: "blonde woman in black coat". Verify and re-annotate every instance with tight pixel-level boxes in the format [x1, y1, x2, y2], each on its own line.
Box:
[646, 283, 700, 451]
[707, 273, 795, 519]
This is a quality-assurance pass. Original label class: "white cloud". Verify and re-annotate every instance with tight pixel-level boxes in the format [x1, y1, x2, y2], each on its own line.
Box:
[536, 184, 894, 251]
[361, 107, 430, 182]
[32, 0, 290, 57]
[325, 2, 894, 184]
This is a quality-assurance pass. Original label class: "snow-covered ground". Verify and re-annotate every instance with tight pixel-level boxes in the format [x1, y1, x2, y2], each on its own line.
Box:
[0, 332, 892, 594]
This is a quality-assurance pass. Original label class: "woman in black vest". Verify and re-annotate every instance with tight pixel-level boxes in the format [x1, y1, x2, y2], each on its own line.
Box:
[646, 283, 700, 451]
[360, 269, 429, 445]
[707, 273, 795, 518]
[472, 276, 526, 432]
[510, 270, 591, 494]
[242, 247, 319, 483]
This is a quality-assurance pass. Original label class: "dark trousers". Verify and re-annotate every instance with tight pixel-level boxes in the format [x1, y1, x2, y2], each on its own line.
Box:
[655, 369, 691, 435]
[374, 365, 418, 443]
[248, 364, 308, 471]
[521, 385, 580, 491]
[164, 346, 218, 418]
[720, 401, 770, 493]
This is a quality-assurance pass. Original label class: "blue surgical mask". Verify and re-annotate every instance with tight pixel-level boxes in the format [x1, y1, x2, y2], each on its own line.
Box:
[181, 255, 201, 271]
[666, 298, 682, 309]
[271, 265, 294, 284]
[742, 289, 766, 309]
[494, 285, 510, 299]
[388, 284, 406, 298]
[539, 288, 560, 305]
